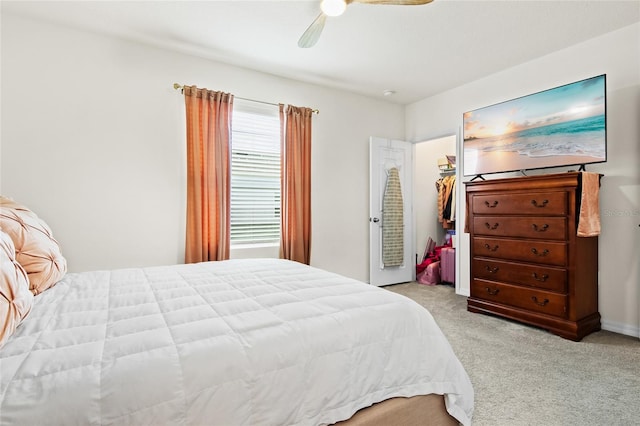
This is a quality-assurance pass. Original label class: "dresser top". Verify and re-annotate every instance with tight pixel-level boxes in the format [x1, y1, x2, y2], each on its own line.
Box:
[464, 171, 597, 193]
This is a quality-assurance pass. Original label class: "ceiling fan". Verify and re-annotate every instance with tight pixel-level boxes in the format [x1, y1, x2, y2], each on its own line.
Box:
[298, 0, 434, 48]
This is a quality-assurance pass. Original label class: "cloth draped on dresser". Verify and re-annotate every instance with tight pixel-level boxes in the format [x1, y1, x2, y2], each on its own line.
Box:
[577, 172, 601, 237]
[382, 167, 404, 267]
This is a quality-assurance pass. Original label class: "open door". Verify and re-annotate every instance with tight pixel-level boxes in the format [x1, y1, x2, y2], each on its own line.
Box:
[369, 137, 413, 286]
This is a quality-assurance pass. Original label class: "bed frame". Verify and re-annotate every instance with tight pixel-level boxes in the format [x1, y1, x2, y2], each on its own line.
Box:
[337, 394, 458, 426]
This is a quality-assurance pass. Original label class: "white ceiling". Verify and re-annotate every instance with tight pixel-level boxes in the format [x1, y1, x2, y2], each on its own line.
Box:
[3, 0, 639, 104]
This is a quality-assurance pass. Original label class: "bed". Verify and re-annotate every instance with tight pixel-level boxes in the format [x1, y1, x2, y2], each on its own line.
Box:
[0, 258, 473, 425]
[0, 196, 472, 425]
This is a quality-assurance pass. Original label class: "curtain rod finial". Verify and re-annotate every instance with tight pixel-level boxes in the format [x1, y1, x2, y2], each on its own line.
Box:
[173, 83, 182, 90]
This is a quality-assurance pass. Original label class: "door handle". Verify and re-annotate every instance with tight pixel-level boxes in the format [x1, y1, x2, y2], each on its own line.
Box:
[371, 217, 380, 223]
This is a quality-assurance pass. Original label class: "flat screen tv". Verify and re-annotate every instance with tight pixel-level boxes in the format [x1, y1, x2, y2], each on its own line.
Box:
[463, 74, 606, 177]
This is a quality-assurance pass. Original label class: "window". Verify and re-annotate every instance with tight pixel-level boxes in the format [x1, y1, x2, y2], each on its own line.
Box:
[230, 99, 281, 246]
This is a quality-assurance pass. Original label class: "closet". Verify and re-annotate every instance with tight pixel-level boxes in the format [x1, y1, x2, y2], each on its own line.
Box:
[414, 135, 457, 286]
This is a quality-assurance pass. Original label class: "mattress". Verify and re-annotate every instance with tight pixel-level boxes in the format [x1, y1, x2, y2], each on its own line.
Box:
[0, 258, 473, 425]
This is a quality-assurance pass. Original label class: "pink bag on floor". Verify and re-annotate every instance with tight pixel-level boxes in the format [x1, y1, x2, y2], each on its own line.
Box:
[440, 247, 455, 284]
[417, 261, 440, 285]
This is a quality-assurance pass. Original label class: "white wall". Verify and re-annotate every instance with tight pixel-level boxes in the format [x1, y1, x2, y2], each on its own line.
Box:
[406, 23, 640, 337]
[0, 14, 405, 282]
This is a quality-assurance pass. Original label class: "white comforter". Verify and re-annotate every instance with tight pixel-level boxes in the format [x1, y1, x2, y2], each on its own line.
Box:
[0, 259, 473, 425]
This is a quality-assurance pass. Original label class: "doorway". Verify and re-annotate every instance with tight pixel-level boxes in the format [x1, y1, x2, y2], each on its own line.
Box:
[414, 135, 457, 256]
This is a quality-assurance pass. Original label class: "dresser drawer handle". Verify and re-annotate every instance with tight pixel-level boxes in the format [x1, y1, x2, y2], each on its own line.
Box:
[531, 248, 549, 257]
[531, 296, 549, 306]
[531, 199, 549, 208]
[531, 223, 549, 232]
[483, 244, 499, 252]
[485, 266, 499, 274]
[484, 222, 499, 230]
[532, 273, 549, 282]
[484, 200, 499, 208]
[486, 287, 500, 296]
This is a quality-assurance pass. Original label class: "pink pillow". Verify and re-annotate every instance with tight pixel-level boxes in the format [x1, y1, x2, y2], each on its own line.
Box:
[0, 230, 34, 347]
[0, 196, 67, 295]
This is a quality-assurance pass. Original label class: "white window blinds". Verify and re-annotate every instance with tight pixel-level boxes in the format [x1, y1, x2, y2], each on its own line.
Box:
[230, 99, 281, 246]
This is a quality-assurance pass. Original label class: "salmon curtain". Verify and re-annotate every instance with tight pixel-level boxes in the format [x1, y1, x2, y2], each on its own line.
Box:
[184, 86, 234, 263]
[279, 104, 313, 264]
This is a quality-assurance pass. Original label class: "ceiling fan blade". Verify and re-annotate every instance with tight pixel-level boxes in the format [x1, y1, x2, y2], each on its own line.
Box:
[353, 0, 434, 5]
[298, 13, 327, 48]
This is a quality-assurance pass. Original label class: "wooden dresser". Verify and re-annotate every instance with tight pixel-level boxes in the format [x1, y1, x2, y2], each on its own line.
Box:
[465, 172, 600, 341]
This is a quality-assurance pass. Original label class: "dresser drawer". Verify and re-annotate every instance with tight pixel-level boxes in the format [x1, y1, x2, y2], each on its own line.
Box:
[473, 237, 567, 266]
[472, 258, 567, 292]
[472, 191, 567, 215]
[472, 279, 568, 318]
[473, 216, 567, 240]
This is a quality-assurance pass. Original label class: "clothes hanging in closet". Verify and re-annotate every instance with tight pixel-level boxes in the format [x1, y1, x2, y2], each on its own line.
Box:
[436, 175, 456, 229]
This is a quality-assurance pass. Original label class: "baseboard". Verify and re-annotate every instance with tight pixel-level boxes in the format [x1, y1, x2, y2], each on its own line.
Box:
[601, 319, 640, 338]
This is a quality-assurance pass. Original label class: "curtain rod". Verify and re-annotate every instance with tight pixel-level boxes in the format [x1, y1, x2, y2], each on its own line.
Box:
[173, 83, 319, 114]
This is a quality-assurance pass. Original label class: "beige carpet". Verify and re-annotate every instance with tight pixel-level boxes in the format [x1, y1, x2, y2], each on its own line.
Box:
[385, 283, 640, 426]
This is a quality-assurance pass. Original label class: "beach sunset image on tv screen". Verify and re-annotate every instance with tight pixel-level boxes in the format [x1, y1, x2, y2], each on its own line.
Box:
[463, 75, 606, 177]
